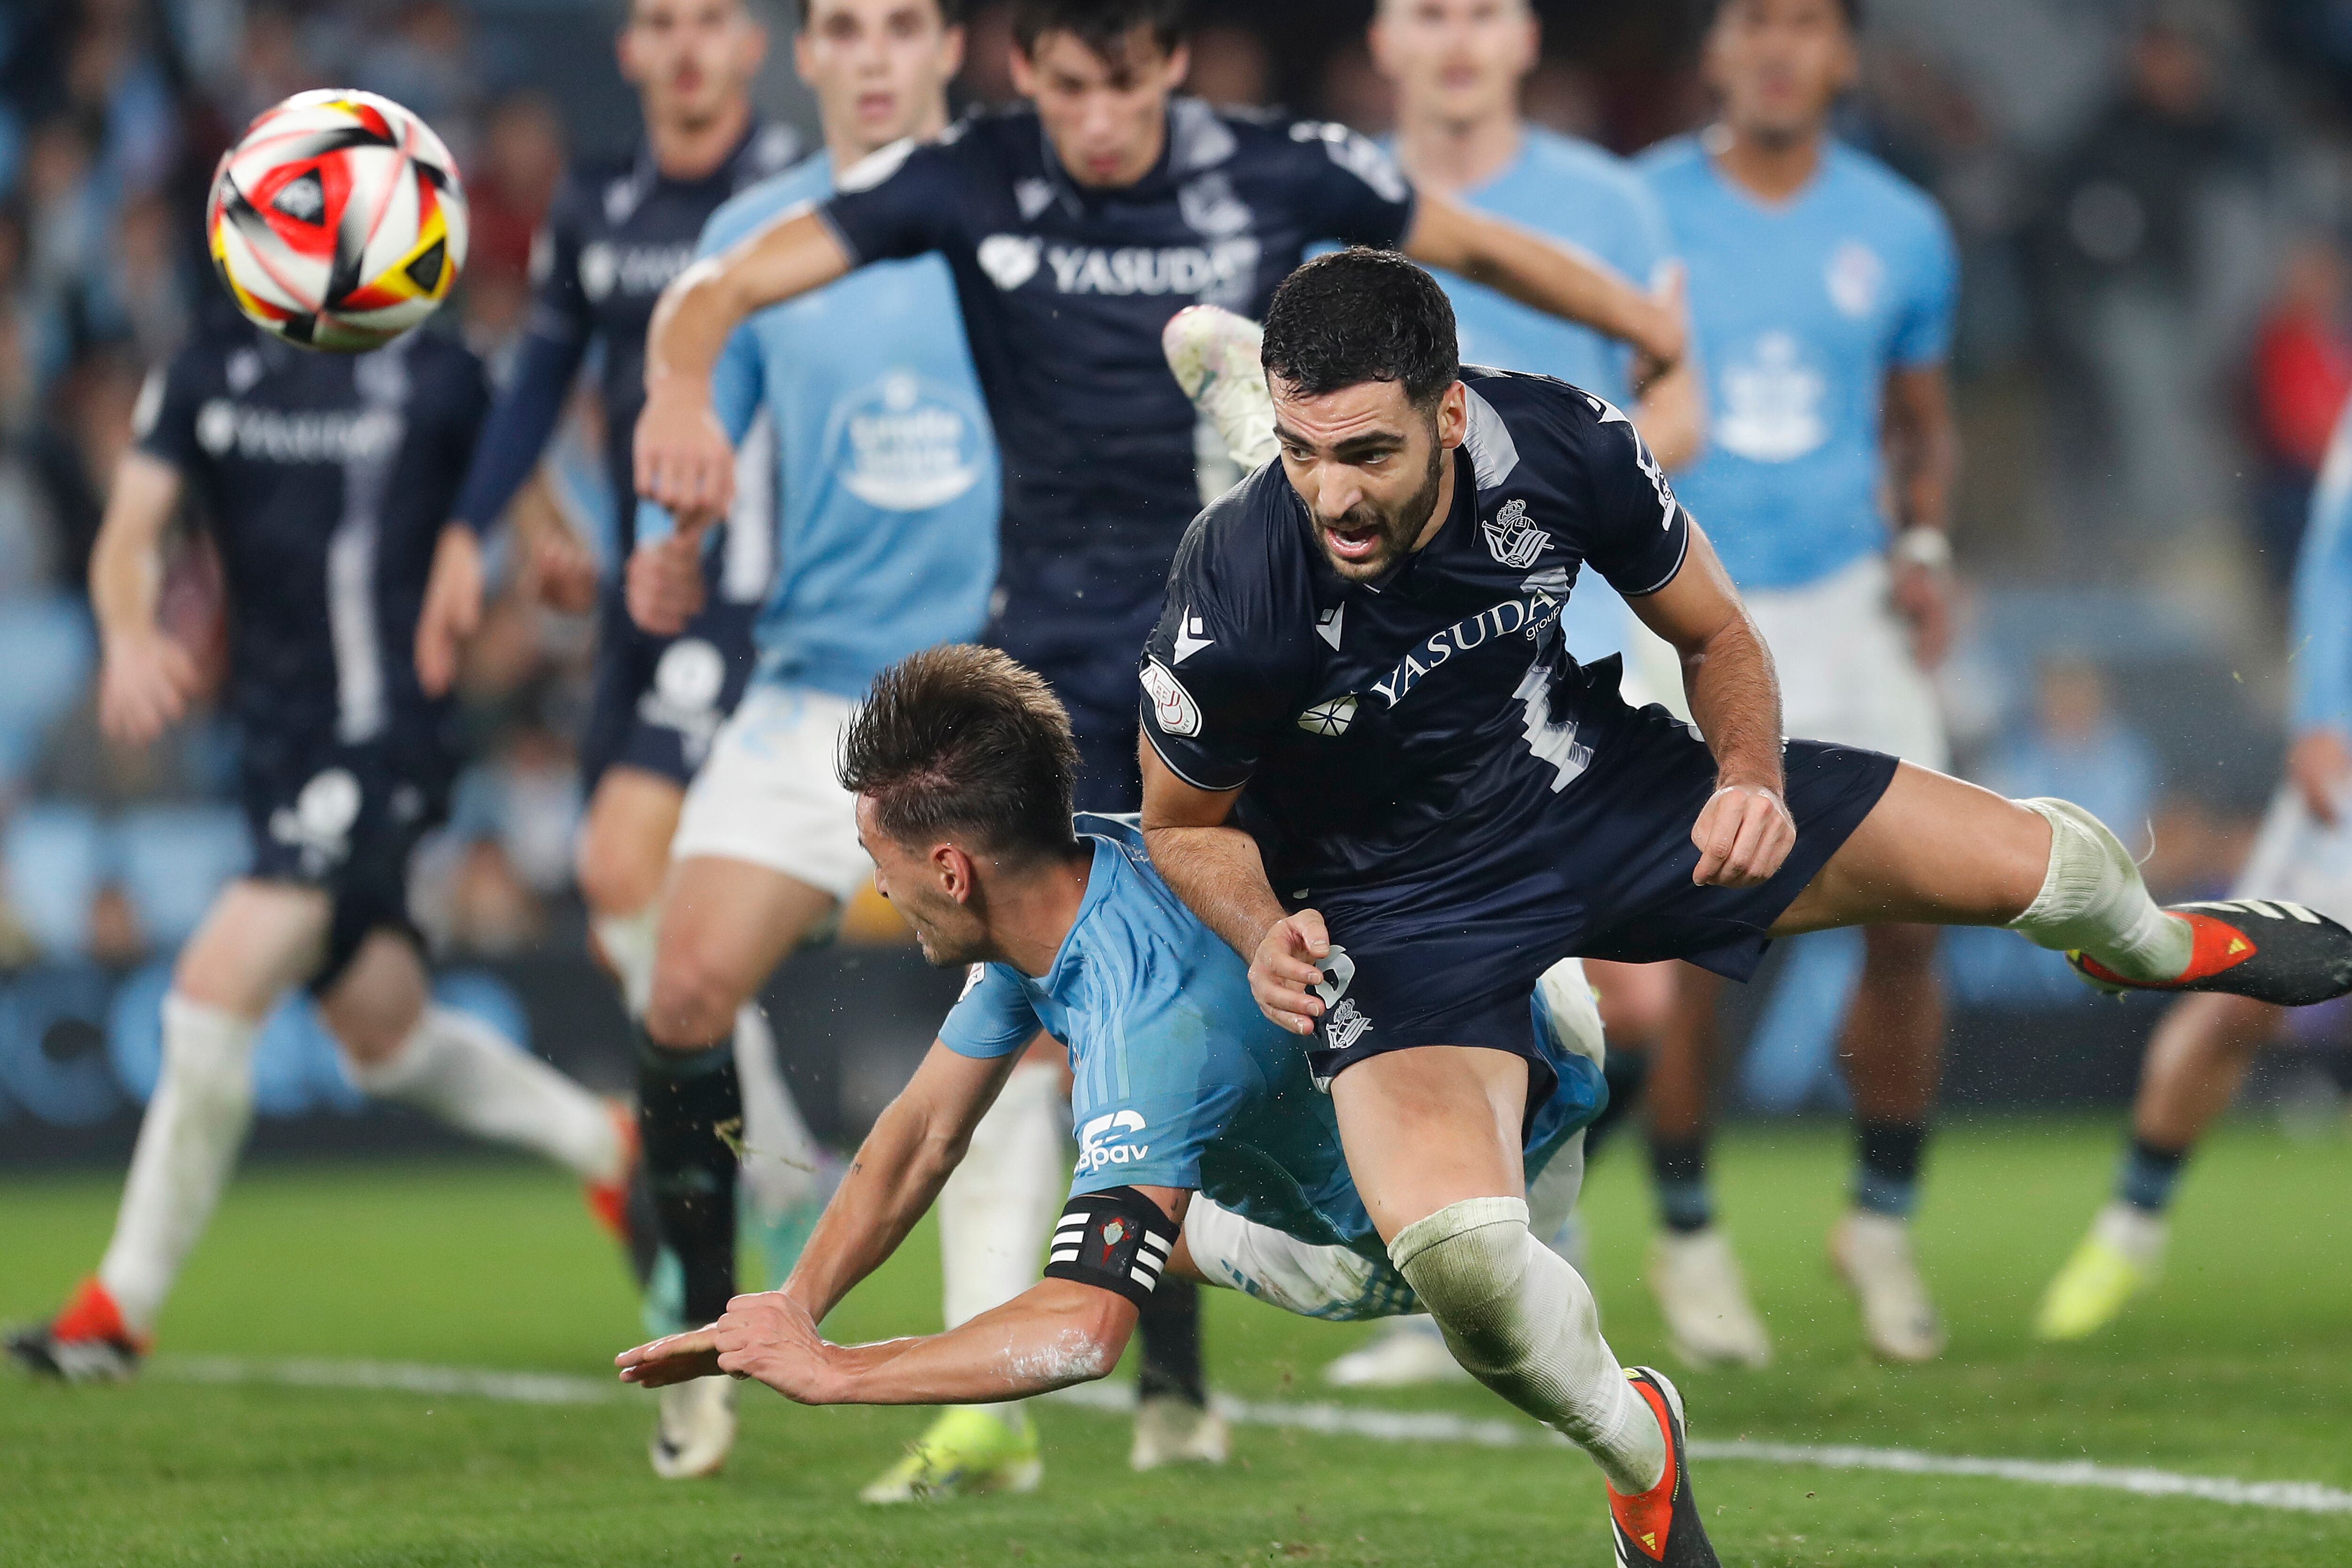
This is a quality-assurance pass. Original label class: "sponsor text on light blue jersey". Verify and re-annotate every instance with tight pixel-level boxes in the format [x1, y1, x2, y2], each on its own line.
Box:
[638, 152, 1000, 698]
[1640, 135, 1956, 591]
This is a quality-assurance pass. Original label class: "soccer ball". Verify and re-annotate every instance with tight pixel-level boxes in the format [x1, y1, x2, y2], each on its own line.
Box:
[206, 89, 469, 352]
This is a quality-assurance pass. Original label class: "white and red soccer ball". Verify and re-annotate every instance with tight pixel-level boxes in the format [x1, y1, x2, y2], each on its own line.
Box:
[207, 89, 469, 352]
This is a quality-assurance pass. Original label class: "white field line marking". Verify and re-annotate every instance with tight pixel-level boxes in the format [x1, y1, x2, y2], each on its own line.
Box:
[153, 1357, 2352, 1516]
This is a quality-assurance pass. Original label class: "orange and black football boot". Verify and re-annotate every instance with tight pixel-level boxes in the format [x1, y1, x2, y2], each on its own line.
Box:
[6, 1277, 146, 1382]
[2067, 900, 2352, 1008]
[1607, 1367, 1721, 1567]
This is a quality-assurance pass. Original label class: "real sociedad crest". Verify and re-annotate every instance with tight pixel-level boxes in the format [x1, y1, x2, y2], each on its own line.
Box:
[1482, 497, 1547, 569]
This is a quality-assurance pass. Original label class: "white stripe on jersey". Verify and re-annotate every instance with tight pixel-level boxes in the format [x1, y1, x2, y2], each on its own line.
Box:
[328, 341, 412, 744]
[723, 411, 778, 605]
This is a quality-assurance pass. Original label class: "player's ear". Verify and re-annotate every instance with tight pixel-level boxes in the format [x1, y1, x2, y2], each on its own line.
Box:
[933, 842, 975, 903]
[938, 19, 967, 79]
[1434, 381, 1469, 451]
[1162, 40, 1191, 92]
[739, 15, 770, 75]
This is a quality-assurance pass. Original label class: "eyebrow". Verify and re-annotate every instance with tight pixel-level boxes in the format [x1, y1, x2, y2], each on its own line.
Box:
[1274, 421, 1407, 458]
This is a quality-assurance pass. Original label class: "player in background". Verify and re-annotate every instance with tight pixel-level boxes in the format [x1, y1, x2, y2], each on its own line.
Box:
[616, 0, 1002, 1481]
[616, 647, 1717, 1568]
[2033, 395, 2352, 1340]
[408, 0, 817, 1386]
[1316, 0, 1697, 1391]
[1635, 0, 1962, 1366]
[7, 322, 632, 1382]
[629, 0, 1685, 1483]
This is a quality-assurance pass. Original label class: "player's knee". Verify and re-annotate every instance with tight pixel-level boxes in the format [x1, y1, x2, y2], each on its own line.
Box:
[575, 823, 668, 919]
[644, 953, 740, 1047]
[1390, 1197, 1587, 1372]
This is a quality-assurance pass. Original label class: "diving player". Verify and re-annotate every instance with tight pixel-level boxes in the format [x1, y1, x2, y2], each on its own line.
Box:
[1318, 0, 1695, 1390]
[615, 645, 1722, 1568]
[7, 320, 632, 1381]
[409, 0, 814, 1393]
[1634, 0, 1963, 1365]
[629, 0, 1684, 1484]
[618, 0, 999, 1480]
[1128, 254, 2352, 1568]
[2033, 394, 2352, 1340]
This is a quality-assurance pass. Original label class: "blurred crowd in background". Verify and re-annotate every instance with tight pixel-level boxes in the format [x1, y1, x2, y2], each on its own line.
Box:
[6, 0, 2352, 1110]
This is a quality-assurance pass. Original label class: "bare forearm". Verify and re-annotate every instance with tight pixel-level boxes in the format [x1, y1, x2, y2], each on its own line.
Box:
[644, 211, 850, 408]
[1682, 614, 1784, 792]
[89, 458, 181, 641]
[1884, 369, 1957, 535]
[780, 1095, 964, 1323]
[804, 1292, 1130, 1407]
[1634, 361, 1703, 472]
[1142, 824, 1290, 962]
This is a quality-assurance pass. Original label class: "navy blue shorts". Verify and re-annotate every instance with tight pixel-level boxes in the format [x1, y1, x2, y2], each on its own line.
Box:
[987, 542, 1170, 815]
[241, 730, 453, 993]
[1303, 687, 1899, 1091]
[579, 580, 761, 794]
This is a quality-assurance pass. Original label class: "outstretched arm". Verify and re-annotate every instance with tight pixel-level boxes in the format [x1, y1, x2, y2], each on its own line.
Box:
[621, 1185, 1192, 1407]
[1402, 190, 1686, 379]
[1626, 522, 1793, 889]
[636, 208, 853, 521]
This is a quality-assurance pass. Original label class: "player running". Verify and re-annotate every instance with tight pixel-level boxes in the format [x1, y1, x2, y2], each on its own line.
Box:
[1128, 251, 2352, 1566]
[1631, 0, 1963, 1366]
[630, 0, 1685, 1487]
[2034, 396, 2352, 1340]
[617, 0, 1000, 1480]
[409, 0, 816, 1381]
[1316, 0, 1697, 1391]
[616, 645, 1719, 1567]
[7, 321, 632, 1382]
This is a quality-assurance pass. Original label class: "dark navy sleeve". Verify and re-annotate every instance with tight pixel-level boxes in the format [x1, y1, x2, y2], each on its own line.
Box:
[816, 137, 964, 267]
[1138, 494, 1309, 792]
[1573, 395, 1691, 599]
[1283, 119, 1418, 250]
[129, 344, 214, 474]
[446, 181, 595, 532]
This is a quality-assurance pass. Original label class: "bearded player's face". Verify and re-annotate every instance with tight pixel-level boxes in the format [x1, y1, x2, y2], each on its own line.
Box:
[1271, 376, 1468, 583]
[854, 800, 988, 967]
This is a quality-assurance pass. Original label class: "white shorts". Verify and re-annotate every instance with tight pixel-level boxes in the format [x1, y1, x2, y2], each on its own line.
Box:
[669, 684, 870, 904]
[1180, 1132, 1588, 1323]
[1744, 554, 1948, 768]
[2233, 787, 2352, 919]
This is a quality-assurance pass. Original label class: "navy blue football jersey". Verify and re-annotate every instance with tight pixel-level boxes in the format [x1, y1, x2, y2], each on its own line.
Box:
[818, 100, 1416, 555]
[1139, 368, 1691, 898]
[133, 325, 488, 751]
[452, 122, 803, 549]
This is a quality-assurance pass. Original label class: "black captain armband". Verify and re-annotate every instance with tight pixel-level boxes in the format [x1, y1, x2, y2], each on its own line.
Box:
[1042, 1187, 1179, 1306]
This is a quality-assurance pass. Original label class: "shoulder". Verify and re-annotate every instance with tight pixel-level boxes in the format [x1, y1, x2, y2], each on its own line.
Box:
[1461, 366, 1613, 459]
[548, 153, 634, 231]
[705, 155, 830, 250]
[1827, 143, 1950, 239]
[1520, 127, 1643, 194]
[1240, 106, 1410, 201]
[735, 121, 805, 185]
[1633, 133, 1710, 191]
[1172, 463, 1305, 587]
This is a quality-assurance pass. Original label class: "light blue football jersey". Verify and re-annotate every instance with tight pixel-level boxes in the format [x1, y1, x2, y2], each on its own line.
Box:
[638, 152, 1000, 699]
[1421, 127, 1677, 671]
[2294, 396, 2352, 735]
[1641, 135, 1957, 591]
[938, 816, 1605, 1259]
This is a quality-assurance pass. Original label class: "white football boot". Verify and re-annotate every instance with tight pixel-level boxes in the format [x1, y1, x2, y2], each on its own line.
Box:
[649, 1376, 739, 1480]
[1162, 305, 1279, 470]
[1829, 1209, 1946, 1363]
[1322, 1315, 1473, 1388]
[1130, 1395, 1233, 1471]
[1648, 1226, 1772, 1370]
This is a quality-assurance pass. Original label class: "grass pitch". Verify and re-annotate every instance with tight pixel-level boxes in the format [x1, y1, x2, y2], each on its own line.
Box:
[4, 1119, 2349, 1567]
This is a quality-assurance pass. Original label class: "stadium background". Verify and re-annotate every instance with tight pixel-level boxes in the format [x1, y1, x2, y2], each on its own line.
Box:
[3, 0, 2352, 1170]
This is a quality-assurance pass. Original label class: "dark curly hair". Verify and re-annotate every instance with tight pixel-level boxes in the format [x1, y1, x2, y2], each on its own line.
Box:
[1260, 247, 1460, 410]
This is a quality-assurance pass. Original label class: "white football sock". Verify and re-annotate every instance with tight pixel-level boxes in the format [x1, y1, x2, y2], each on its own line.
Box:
[593, 904, 663, 1021]
[1391, 1196, 1665, 1495]
[939, 1060, 1067, 1425]
[734, 1002, 822, 1219]
[98, 994, 261, 1336]
[345, 1006, 621, 1184]
[2007, 798, 2193, 982]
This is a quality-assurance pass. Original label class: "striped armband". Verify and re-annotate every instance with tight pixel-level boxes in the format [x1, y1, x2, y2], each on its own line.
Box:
[1041, 1187, 1179, 1306]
